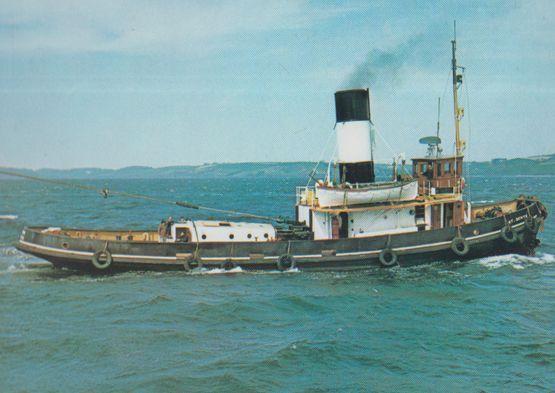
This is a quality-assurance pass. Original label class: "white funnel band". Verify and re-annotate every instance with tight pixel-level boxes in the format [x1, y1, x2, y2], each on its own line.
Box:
[336, 121, 372, 163]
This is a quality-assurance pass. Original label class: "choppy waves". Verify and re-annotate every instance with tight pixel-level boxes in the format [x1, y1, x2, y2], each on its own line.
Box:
[0, 246, 51, 274]
[475, 252, 555, 270]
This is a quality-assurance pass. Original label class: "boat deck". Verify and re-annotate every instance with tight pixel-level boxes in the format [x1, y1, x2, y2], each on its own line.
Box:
[33, 198, 532, 244]
[40, 228, 161, 242]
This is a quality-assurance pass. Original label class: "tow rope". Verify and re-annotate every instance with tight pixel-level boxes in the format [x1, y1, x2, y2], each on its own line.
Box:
[0, 169, 290, 224]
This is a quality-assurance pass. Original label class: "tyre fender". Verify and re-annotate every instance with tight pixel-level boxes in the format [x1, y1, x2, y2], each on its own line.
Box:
[277, 254, 295, 271]
[221, 260, 236, 271]
[524, 216, 539, 233]
[92, 249, 113, 270]
[501, 225, 517, 243]
[451, 237, 470, 256]
[379, 249, 398, 267]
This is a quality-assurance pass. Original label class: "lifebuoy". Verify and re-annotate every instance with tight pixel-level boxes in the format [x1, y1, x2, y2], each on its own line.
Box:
[524, 216, 539, 233]
[92, 249, 112, 270]
[277, 254, 295, 271]
[451, 237, 469, 256]
[379, 249, 398, 267]
[501, 225, 517, 243]
[221, 260, 236, 271]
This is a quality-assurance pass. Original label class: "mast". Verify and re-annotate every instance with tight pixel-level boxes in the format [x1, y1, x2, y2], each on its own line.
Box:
[436, 97, 441, 158]
[451, 21, 463, 157]
[436, 97, 441, 139]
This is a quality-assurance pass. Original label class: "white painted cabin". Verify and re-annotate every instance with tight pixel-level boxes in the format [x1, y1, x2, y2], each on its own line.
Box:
[167, 220, 277, 243]
[295, 186, 471, 241]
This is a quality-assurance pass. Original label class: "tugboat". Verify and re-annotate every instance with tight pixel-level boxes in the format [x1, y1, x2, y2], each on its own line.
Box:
[15, 34, 548, 272]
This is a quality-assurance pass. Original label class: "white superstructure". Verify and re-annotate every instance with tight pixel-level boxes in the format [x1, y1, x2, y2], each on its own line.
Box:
[169, 220, 276, 243]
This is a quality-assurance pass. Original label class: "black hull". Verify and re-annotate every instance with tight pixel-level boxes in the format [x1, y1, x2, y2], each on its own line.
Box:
[16, 201, 547, 273]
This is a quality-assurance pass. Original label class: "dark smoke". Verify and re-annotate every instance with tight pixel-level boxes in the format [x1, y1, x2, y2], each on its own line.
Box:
[343, 36, 424, 89]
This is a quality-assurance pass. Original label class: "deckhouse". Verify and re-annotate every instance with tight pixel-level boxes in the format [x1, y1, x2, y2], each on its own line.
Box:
[295, 35, 470, 240]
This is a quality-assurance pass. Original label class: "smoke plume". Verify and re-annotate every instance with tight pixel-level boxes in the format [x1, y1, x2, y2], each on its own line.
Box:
[343, 36, 424, 89]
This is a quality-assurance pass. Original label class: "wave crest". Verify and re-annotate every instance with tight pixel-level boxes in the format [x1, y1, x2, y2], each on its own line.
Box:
[476, 253, 554, 270]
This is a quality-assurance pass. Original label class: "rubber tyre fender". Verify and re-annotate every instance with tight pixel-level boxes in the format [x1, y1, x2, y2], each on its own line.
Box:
[517, 231, 529, 246]
[451, 237, 470, 257]
[221, 260, 236, 271]
[500, 225, 517, 243]
[524, 216, 539, 233]
[277, 254, 295, 271]
[92, 250, 113, 270]
[379, 249, 398, 267]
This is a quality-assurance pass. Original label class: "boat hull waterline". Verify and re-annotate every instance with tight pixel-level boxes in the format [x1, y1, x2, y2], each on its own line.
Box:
[16, 200, 546, 273]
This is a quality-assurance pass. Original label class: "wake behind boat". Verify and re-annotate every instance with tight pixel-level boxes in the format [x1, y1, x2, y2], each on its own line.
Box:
[13, 31, 549, 273]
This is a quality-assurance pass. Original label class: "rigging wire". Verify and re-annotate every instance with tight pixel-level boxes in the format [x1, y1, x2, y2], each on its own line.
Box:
[0, 169, 289, 223]
[463, 67, 473, 201]
[326, 144, 338, 184]
[440, 69, 452, 112]
[372, 124, 397, 158]
[306, 126, 336, 188]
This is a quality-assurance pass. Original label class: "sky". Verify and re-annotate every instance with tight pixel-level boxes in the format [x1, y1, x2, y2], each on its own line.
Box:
[0, 0, 554, 169]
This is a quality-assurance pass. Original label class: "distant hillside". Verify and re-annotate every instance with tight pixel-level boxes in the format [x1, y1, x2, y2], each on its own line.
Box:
[467, 154, 555, 176]
[1, 154, 553, 180]
[0, 162, 394, 180]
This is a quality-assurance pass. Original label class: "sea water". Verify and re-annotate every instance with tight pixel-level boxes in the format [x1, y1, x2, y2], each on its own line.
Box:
[0, 176, 554, 392]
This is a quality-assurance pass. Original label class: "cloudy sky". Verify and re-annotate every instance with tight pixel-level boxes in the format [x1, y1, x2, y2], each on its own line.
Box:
[1, 0, 554, 169]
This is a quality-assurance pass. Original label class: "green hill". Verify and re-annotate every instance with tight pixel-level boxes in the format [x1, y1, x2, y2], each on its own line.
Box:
[1, 154, 553, 180]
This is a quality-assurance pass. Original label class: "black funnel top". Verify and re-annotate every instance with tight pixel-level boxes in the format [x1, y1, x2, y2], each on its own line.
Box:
[334, 89, 370, 123]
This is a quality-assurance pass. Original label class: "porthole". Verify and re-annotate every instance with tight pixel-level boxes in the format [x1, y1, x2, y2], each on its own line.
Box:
[247, 234, 252, 239]
[61, 242, 69, 249]
[229, 234, 235, 239]
[201, 234, 207, 240]
[264, 233, 269, 239]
